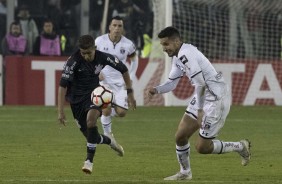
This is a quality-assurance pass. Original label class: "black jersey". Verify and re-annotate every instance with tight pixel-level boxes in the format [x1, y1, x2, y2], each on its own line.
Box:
[59, 49, 128, 104]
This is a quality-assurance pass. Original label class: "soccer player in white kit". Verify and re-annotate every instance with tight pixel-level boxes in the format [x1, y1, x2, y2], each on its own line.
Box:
[147, 27, 251, 181]
[95, 16, 138, 150]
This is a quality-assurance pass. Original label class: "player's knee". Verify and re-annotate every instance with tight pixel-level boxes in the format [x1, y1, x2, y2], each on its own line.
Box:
[116, 109, 127, 117]
[86, 119, 97, 128]
[175, 132, 187, 145]
[102, 107, 111, 116]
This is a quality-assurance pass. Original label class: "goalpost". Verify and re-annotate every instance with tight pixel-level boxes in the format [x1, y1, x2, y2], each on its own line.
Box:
[148, 0, 282, 106]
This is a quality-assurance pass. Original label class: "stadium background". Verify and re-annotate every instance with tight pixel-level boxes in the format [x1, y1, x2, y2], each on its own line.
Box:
[0, 0, 281, 106]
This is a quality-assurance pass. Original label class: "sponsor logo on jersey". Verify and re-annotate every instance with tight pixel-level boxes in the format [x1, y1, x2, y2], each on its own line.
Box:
[70, 61, 76, 70]
[215, 72, 222, 80]
[62, 73, 70, 79]
[176, 63, 185, 72]
[95, 64, 103, 74]
[179, 55, 188, 64]
[107, 57, 119, 66]
[120, 47, 125, 54]
[114, 57, 119, 63]
[64, 66, 70, 73]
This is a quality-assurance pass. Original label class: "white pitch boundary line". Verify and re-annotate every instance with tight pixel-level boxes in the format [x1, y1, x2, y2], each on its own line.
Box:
[2, 179, 282, 183]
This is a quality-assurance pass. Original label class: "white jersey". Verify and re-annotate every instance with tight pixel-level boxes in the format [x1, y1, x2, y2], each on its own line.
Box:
[156, 43, 228, 108]
[95, 34, 136, 85]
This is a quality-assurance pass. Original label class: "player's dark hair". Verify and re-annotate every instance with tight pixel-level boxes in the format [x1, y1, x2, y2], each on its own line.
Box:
[78, 35, 94, 49]
[158, 26, 181, 39]
[110, 16, 123, 22]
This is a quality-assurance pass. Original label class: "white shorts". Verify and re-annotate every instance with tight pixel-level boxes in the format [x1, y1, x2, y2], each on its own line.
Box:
[100, 82, 128, 110]
[186, 92, 231, 139]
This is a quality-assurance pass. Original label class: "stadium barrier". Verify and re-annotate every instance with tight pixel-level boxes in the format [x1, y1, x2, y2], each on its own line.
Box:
[4, 56, 282, 106]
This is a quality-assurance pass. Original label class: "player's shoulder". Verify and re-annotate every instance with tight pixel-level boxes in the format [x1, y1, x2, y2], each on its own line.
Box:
[178, 43, 200, 57]
[95, 34, 109, 43]
[66, 50, 80, 64]
[95, 50, 115, 60]
[120, 35, 135, 45]
[180, 43, 197, 52]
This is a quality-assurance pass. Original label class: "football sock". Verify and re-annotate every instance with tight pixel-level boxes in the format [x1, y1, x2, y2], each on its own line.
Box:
[176, 143, 191, 174]
[86, 126, 99, 162]
[212, 140, 243, 154]
[101, 115, 112, 134]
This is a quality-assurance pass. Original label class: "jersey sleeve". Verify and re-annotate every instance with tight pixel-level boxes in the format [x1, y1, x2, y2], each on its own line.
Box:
[155, 59, 184, 93]
[105, 54, 128, 74]
[59, 56, 77, 88]
[128, 41, 136, 56]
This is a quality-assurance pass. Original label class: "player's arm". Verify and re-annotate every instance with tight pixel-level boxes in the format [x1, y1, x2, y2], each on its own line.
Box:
[128, 52, 139, 80]
[58, 85, 67, 126]
[148, 60, 183, 99]
[107, 56, 137, 109]
[192, 74, 205, 110]
[57, 58, 76, 125]
[122, 71, 136, 109]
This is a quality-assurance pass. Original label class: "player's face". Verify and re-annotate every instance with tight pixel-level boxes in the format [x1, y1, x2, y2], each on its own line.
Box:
[159, 37, 180, 57]
[109, 19, 124, 38]
[80, 47, 95, 62]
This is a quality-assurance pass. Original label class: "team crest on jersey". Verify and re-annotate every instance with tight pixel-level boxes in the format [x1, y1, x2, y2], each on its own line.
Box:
[120, 47, 125, 54]
[179, 55, 188, 64]
[95, 64, 103, 74]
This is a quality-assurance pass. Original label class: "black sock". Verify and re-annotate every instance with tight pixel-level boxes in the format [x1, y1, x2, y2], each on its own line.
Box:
[86, 126, 99, 162]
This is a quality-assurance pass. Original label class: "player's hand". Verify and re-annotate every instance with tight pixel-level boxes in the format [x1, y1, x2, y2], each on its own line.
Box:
[58, 111, 67, 126]
[128, 93, 136, 110]
[99, 73, 104, 81]
[197, 109, 204, 126]
[147, 88, 157, 100]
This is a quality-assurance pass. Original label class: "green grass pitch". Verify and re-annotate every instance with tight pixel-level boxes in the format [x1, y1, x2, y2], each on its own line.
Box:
[0, 106, 281, 184]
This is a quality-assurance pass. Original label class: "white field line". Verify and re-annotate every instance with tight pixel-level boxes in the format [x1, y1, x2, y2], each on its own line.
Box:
[2, 179, 282, 183]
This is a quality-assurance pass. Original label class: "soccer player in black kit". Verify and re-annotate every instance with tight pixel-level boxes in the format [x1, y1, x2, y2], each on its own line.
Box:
[57, 35, 136, 174]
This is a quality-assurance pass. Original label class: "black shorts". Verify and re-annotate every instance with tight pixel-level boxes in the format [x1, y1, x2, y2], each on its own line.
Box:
[70, 97, 102, 133]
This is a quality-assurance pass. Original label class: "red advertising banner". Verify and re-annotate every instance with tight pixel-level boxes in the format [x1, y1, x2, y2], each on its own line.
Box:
[5, 56, 67, 105]
[4, 56, 282, 106]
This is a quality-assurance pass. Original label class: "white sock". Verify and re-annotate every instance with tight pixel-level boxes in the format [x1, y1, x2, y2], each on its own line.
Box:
[110, 108, 117, 117]
[212, 140, 243, 154]
[176, 143, 191, 174]
[101, 115, 112, 134]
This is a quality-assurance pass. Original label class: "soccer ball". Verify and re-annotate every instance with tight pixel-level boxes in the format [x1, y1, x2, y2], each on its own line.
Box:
[91, 86, 113, 109]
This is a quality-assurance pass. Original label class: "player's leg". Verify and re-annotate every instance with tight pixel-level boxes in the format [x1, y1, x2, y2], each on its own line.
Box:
[100, 84, 127, 135]
[81, 106, 102, 174]
[195, 95, 251, 166]
[164, 97, 200, 181]
[101, 85, 127, 155]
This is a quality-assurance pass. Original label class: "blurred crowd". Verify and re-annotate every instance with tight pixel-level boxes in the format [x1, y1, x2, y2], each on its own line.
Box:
[0, 0, 153, 57]
[0, 0, 281, 60]
[173, 0, 282, 60]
